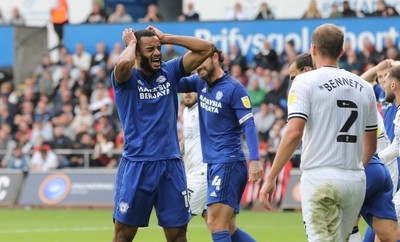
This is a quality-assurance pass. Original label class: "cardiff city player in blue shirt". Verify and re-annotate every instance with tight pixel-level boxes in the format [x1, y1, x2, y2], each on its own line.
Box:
[111, 26, 213, 242]
[179, 48, 264, 242]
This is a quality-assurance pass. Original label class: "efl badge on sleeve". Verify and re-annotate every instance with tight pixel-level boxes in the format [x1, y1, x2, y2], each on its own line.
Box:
[241, 96, 251, 108]
[288, 90, 296, 105]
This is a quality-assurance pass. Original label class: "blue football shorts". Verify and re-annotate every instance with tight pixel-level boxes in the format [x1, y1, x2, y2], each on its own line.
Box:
[361, 161, 398, 226]
[206, 160, 248, 214]
[113, 157, 191, 227]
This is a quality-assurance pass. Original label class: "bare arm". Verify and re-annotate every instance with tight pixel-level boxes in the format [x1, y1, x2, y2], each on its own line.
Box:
[360, 64, 378, 84]
[114, 28, 137, 84]
[362, 130, 377, 167]
[147, 26, 213, 74]
[259, 118, 305, 209]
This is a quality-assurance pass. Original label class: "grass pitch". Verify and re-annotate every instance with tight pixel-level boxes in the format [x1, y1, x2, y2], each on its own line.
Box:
[0, 208, 367, 242]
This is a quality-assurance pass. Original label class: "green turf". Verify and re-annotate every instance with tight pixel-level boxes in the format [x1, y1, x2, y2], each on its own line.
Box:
[0, 208, 367, 242]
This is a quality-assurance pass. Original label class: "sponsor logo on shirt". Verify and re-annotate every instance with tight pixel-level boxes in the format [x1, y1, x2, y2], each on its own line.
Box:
[199, 95, 222, 113]
[241, 96, 251, 108]
[138, 82, 171, 100]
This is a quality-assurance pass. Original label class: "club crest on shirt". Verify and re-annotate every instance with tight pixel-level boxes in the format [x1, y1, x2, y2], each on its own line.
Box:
[137, 80, 144, 86]
[119, 202, 129, 213]
[216, 91, 223, 100]
[156, 75, 167, 83]
[241, 96, 251, 108]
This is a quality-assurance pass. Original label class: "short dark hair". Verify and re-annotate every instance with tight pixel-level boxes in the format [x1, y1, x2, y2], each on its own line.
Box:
[134, 30, 157, 51]
[210, 46, 225, 64]
[291, 53, 313, 71]
[388, 65, 400, 82]
[312, 24, 344, 59]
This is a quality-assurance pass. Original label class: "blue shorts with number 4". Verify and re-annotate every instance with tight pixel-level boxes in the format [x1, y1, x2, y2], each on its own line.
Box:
[207, 160, 248, 214]
[113, 157, 191, 227]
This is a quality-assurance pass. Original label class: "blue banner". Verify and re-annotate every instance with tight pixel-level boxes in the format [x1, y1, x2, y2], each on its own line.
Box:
[65, 18, 398, 65]
[0, 26, 13, 66]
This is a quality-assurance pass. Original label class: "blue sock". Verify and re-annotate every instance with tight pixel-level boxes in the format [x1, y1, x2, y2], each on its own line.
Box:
[231, 228, 256, 242]
[362, 225, 375, 242]
[212, 230, 231, 242]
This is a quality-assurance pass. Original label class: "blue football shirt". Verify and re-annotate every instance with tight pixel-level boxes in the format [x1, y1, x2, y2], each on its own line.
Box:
[111, 57, 185, 161]
[179, 73, 259, 164]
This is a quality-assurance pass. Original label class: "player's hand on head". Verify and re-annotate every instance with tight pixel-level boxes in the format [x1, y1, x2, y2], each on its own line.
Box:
[248, 160, 263, 183]
[146, 26, 164, 42]
[259, 178, 276, 210]
[122, 28, 137, 47]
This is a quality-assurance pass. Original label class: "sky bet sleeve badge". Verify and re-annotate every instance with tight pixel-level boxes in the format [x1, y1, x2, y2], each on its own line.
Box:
[288, 90, 296, 105]
[241, 96, 251, 108]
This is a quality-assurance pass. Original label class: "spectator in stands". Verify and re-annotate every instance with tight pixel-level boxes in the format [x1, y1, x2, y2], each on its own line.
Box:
[226, 2, 248, 20]
[74, 70, 92, 98]
[91, 132, 115, 167]
[264, 72, 287, 109]
[267, 117, 286, 151]
[362, 0, 398, 17]
[30, 117, 54, 148]
[0, 127, 16, 167]
[386, 47, 399, 61]
[254, 39, 280, 71]
[70, 104, 94, 135]
[30, 144, 59, 171]
[93, 115, 116, 141]
[230, 64, 248, 86]
[248, 66, 266, 89]
[92, 67, 111, 89]
[51, 125, 73, 150]
[328, 3, 342, 18]
[140, 4, 163, 22]
[5, 145, 30, 171]
[162, 44, 181, 62]
[178, 2, 200, 21]
[70, 131, 94, 167]
[108, 4, 133, 23]
[106, 42, 123, 73]
[381, 37, 399, 60]
[340, 49, 364, 75]
[342, 1, 357, 17]
[302, 0, 321, 19]
[0, 8, 6, 25]
[90, 42, 108, 77]
[85, 1, 106, 24]
[360, 38, 382, 67]
[254, 102, 276, 142]
[72, 43, 92, 71]
[9, 7, 25, 26]
[247, 78, 266, 112]
[255, 2, 274, 20]
[50, 0, 68, 45]
[227, 44, 247, 72]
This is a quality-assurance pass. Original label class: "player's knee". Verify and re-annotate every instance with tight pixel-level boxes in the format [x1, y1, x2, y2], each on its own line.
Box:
[165, 229, 187, 242]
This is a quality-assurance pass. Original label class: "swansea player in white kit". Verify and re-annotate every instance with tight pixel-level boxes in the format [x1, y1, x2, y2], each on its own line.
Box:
[259, 24, 378, 242]
[181, 92, 208, 219]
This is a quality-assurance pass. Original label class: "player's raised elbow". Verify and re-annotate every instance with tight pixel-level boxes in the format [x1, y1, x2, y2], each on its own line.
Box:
[114, 58, 133, 84]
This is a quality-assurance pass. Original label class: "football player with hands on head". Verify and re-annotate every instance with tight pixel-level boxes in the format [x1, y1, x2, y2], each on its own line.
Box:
[111, 25, 213, 242]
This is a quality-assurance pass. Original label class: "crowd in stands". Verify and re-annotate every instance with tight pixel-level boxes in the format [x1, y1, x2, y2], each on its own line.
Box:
[0, 1, 399, 171]
[0, 0, 399, 26]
